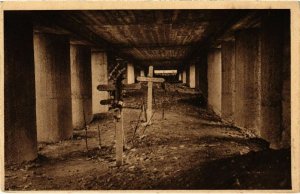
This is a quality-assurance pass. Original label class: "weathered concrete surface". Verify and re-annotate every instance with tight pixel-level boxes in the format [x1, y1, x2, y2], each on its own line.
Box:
[198, 53, 208, 99]
[134, 67, 139, 81]
[189, 64, 196, 88]
[182, 70, 187, 84]
[207, 49, 222, 116]
[235, 29, 260, 135]
[221, 41, 235, 122]
[195, 64, 200, 90]
[127, 63, 135, 84]
[281, 13, 291, 148]
[34, 33, 72, 142]
[140, 69, 145, 77]
[186, 66, 190, 87]
[70, 44, 93, 130]
[4, 13, 38, 164]
[92, 51, 109, 114]
[260, 12, 290, 149]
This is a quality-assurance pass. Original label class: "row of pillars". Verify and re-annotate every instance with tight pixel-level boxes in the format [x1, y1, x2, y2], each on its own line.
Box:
[178, 64, 196, 89]
[4, 13, 137, 164]
[179, 12, 290, 149]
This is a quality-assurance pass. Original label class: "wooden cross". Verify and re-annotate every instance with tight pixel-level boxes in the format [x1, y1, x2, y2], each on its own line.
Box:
[137, 66, 165, 125]
[97, 79, 141, 166]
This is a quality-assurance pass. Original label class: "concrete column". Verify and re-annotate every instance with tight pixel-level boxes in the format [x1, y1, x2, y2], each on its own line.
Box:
[221, 41, 235, 122]
[281, 13, 291, 148]
[182, 70, 187, 84]
[34, 33, 72, 142]
[127, 63, 135, 84]
[207, 48, 222, 116]
[92, 51, 108, 114]
[189, 64, 196, 88]
[195, 64, 200, 89]
[4, 13, 37, 164]
[235, 29, 260, 134]
[186, 66, 190, 86]
[260, 12, 289, 148]
[140, 69, 145, 77]
[70, 44, 93, 130]
[199, 53, 208, 99]
[178, 72, 182, 81]
[134, 67, 139, 81]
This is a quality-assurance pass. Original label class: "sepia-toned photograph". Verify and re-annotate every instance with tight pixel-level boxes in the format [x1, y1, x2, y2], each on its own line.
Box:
[1, 1, 299, 192]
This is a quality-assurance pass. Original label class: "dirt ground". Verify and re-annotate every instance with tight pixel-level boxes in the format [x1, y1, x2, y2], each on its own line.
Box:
[5, 83, 291, 190]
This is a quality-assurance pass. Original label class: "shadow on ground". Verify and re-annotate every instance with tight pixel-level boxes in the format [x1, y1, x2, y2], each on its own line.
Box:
[154, 148, 291, 190]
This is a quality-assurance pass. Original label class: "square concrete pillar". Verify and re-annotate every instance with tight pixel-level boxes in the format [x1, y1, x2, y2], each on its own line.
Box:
[127, 63, 135, 84]
[207, 48, 222, 116]
[221, 40, 235, 122]
[4, 13, 37, 164]
[70, 44, 93, 130]
[235, 29, 261, 134]
[195, 64, 200, 89]
[140, 69, 145, 77]
[281, 13, 291, 148]
[92, 51, 109, 114]
[182, 70, 187, 84]
[189, 64, 196, 88]
[199, 53, 208, 99]
[178, 72, 182, 81]
[260, 12, 290, 149]
[34, 33, 73, 143]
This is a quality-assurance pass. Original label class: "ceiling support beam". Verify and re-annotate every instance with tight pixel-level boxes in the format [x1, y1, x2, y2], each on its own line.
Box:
[32, 11, 138, 64]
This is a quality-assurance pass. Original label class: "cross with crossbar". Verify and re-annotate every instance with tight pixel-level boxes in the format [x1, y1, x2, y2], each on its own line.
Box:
[137, 66, 165, 125]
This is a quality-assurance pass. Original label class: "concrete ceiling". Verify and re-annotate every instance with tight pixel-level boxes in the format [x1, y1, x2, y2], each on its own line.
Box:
[32, 10, 261, 68]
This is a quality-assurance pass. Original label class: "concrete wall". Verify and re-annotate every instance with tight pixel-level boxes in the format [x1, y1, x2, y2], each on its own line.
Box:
[207, 48, 222, 116]
[92, 51, 109, 114]
[189, 64, 196, 88]
[4, 13, 37, 164]
[34, 33, 73, 143]
[70, 44, 93, 130]
[127, 63, 135, 84]
[234, 29, 261, 135]
[221, 41, 235, 122]
[260, 12, 290, 149]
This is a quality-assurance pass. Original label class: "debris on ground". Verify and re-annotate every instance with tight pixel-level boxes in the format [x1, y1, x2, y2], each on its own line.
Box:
[5, 83, 291, 190]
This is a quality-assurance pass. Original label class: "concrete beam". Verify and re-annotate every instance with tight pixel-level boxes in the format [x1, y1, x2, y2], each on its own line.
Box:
[33, 12, 137, 64]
